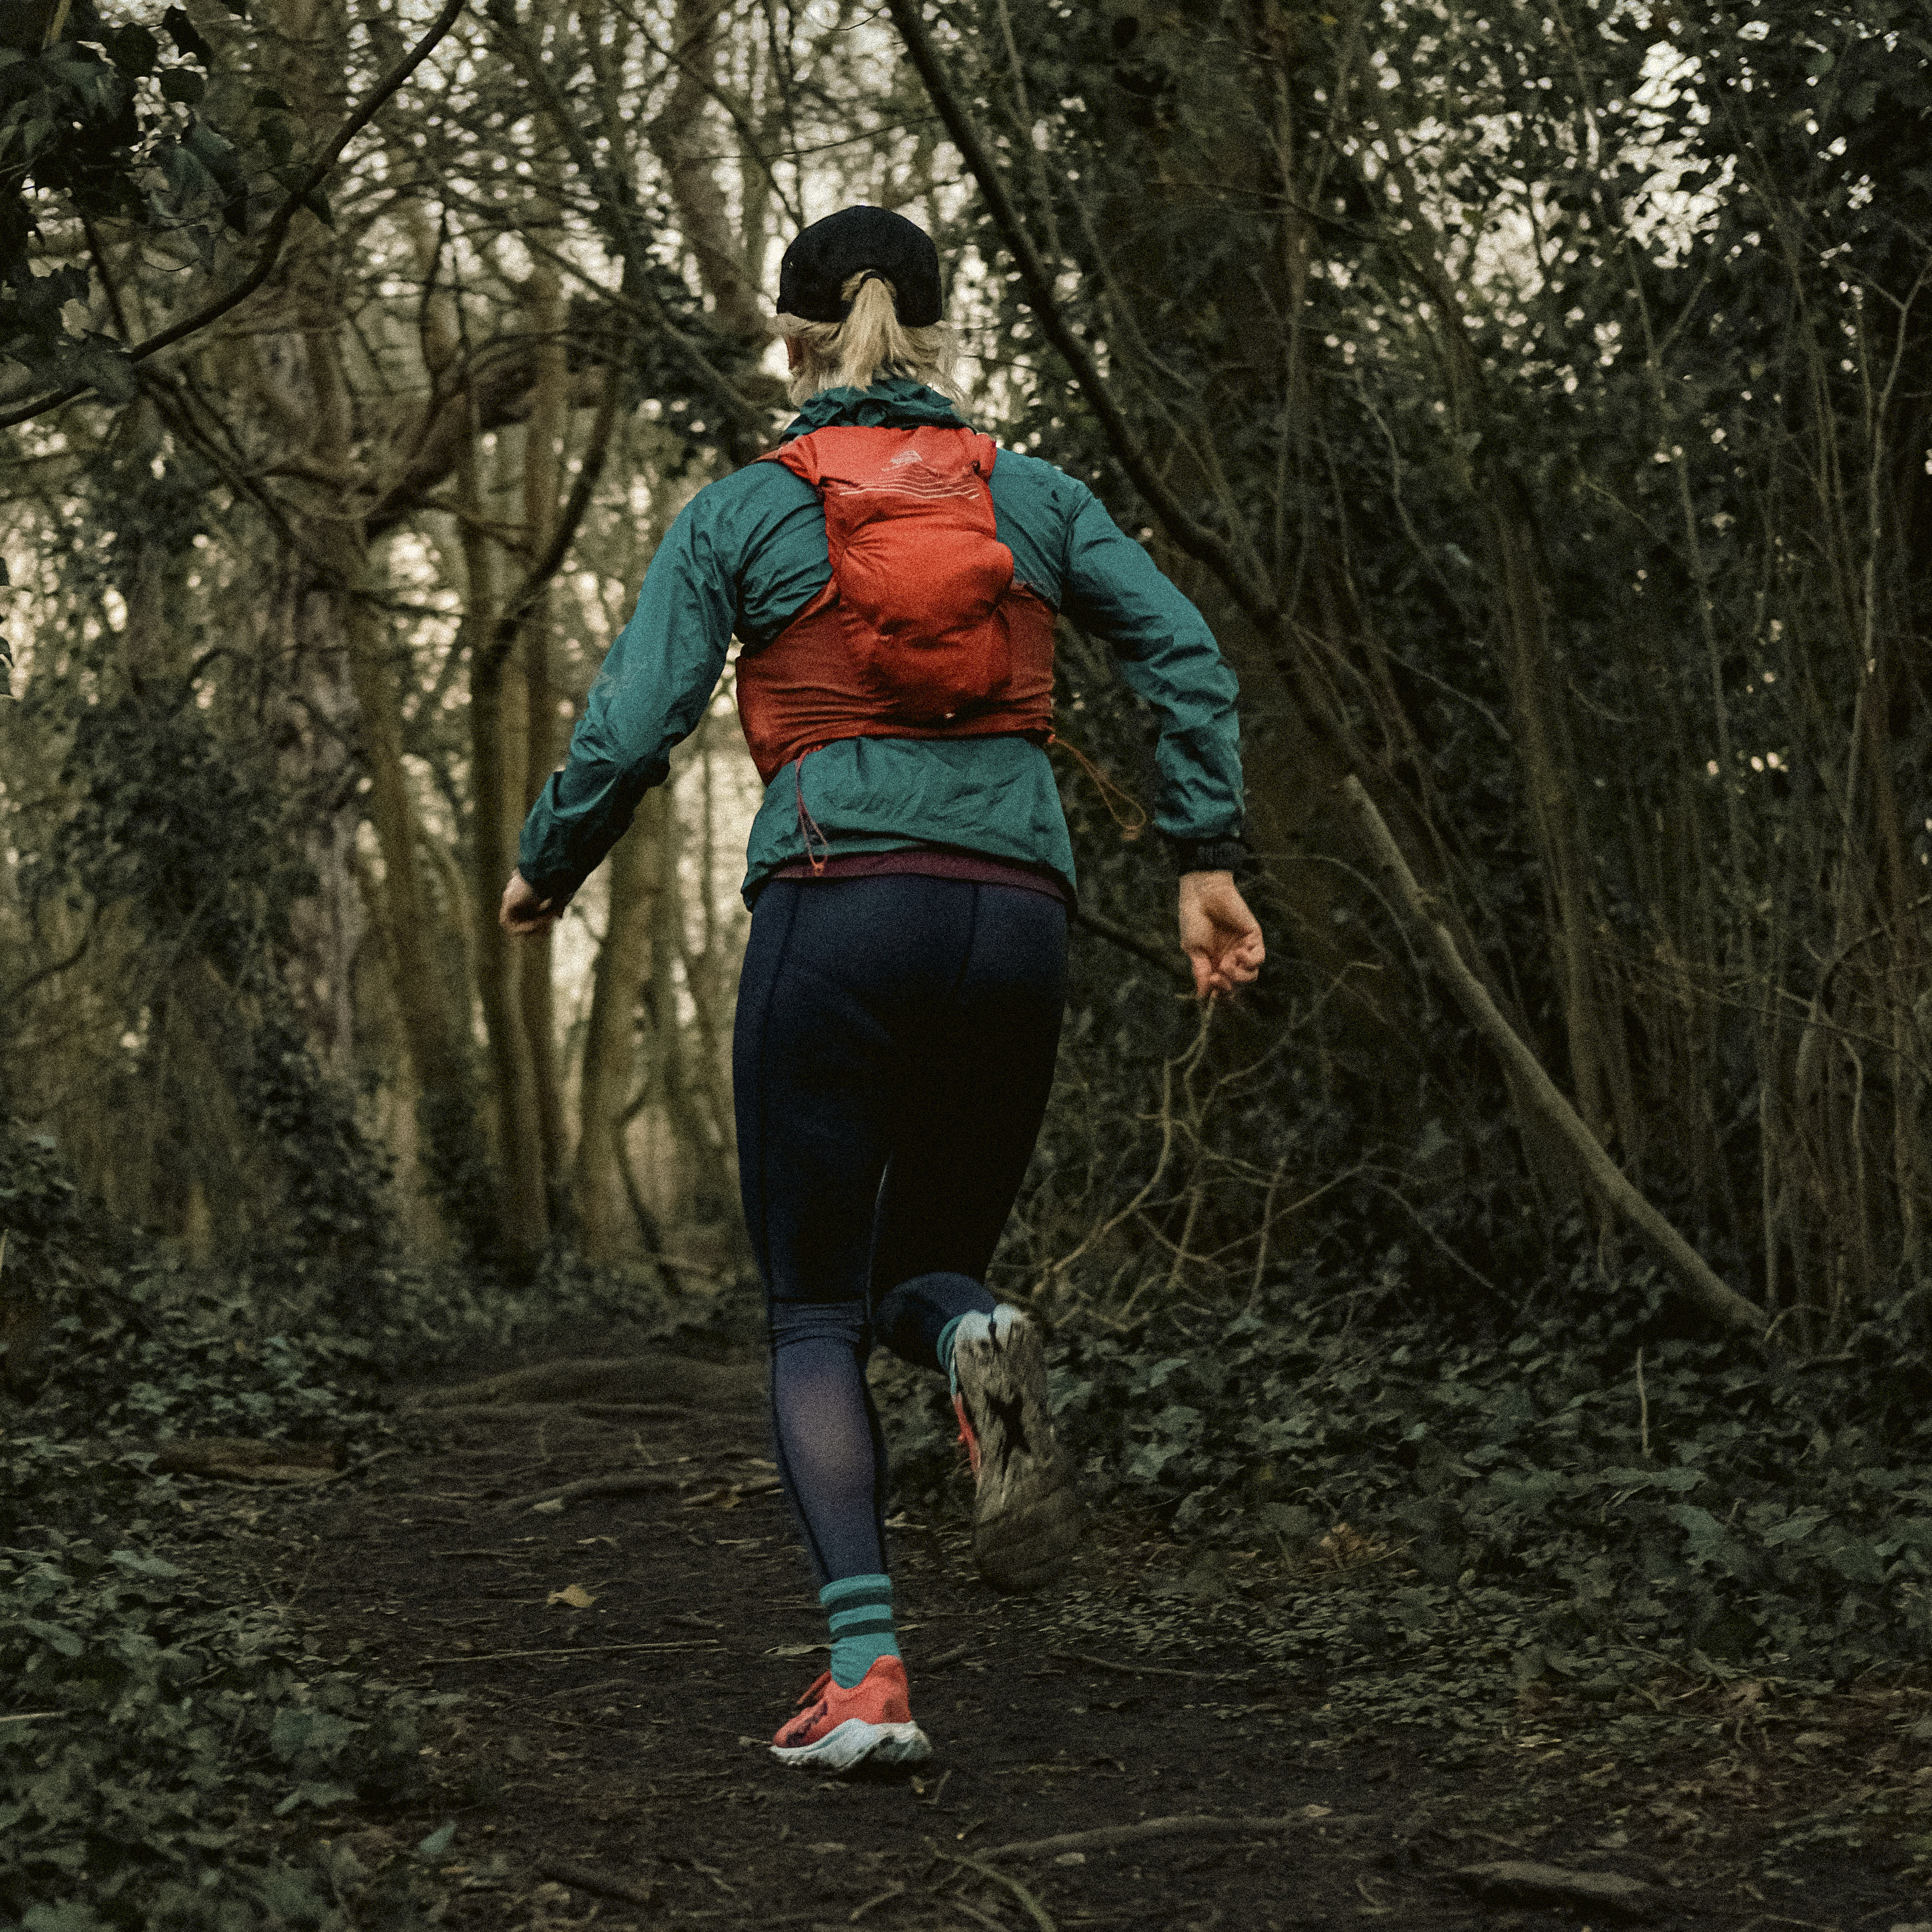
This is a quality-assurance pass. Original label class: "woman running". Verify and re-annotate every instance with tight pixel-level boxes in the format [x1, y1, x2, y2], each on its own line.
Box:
[502, 206, 1263, 1771]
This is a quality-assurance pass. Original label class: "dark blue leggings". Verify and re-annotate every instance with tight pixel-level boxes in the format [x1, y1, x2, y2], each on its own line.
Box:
[733, 874, 1069, 1587]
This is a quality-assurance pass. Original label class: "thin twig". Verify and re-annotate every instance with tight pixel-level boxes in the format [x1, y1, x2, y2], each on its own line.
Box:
[1048, 1649, 1215, 1681]
[947, 1902, 1012, 1932]
[537, 1857, 654, 1907]
[1636, 1347, 1651, 1460]
[321, 1445, 409, 1484]
[682, 1477, 783, 1506]
[503, 1471, 684, 1512]
[945, 1853, 1057, 1932]
[422, 1639, 720, 1666]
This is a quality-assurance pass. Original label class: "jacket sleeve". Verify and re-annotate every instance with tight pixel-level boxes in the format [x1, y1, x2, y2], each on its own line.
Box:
[517, 493, 738, 902]
[1057, 487, 1246, 849]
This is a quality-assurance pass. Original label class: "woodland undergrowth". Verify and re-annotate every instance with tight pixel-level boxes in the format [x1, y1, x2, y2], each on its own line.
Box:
[13, 1091, 1932, 1926]
[0, 1121, 463, 1932]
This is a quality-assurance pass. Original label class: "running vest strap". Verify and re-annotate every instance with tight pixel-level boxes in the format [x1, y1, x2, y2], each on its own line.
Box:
[736, 426, 1056, 785]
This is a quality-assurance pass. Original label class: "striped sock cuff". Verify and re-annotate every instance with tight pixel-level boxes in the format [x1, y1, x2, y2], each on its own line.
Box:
[820, 1572, 892, 1608]
[820, 1573, 898, 1690]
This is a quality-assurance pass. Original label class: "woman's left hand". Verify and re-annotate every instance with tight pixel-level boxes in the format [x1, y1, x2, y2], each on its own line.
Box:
[1179, 871, 1265, 1000]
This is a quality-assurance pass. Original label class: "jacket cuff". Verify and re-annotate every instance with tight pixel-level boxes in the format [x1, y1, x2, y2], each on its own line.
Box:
[1168, 835, 1250, 876]
[520, 867, 585, 912]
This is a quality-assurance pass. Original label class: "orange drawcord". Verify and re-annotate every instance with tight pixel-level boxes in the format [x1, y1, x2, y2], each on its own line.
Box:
[1048, 731, 1149, 840]
[794, 744, 831, 874]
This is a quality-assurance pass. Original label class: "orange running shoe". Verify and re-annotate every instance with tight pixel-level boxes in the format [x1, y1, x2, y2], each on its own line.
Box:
[769, 1654, 932, 1772]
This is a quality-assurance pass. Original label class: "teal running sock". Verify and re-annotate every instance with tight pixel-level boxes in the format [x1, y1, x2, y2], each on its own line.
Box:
[821, 1573, 899, 1689]
[938, 1306, 1020, 1398]
[936, 1314, 970, 1395]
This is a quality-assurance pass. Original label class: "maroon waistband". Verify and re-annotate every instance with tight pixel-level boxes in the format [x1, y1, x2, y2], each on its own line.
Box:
[768, 848, 1072, 908]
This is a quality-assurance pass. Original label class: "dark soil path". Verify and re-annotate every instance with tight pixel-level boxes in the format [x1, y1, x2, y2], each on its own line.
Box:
[193, 1353, 1930, 1932]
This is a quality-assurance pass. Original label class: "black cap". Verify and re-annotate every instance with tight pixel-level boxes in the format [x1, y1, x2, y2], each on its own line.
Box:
[777, 206, 943, 327]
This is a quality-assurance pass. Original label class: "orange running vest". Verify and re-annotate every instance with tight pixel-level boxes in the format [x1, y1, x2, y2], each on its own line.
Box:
[735, 425, 1056, 785]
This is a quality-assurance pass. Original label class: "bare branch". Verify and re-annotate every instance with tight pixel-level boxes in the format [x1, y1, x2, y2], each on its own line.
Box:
[1342, 775, 1767, 1334]
[880, 0, 1278, 632]
[0, 0, 470, 430]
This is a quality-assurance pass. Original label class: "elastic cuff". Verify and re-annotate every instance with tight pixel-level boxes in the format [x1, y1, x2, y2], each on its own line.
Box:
[1169, 835, 1249, 876]
[519, 869, 584, 911]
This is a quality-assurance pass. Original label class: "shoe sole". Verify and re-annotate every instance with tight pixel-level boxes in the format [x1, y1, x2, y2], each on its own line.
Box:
[955, 1315, 1080, 1592]
[769, 1717, 932, 1773]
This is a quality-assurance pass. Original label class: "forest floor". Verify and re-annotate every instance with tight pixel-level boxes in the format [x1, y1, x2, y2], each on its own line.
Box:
[167, 1343, 1932, 1932]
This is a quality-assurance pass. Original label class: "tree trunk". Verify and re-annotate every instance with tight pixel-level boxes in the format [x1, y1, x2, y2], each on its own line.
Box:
[518, 250, 569, 1199]
[575, 788, 671, 1260]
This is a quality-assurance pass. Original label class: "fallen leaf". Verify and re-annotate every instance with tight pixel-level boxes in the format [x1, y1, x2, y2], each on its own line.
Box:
[547, 1584, 595, 1609]
[1303, 1804, 1332, 1818]
[1311, 1520, 1391, 1569]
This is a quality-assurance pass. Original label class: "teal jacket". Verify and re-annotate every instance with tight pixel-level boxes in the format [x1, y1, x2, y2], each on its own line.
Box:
[518, 378, 1245, 906]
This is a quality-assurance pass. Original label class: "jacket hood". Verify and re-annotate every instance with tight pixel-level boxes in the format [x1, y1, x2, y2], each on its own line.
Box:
[778, 376, 969, 440]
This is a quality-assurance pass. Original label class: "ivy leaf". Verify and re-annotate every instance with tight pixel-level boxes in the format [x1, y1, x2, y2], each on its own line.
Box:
[1599, 1465, 1705, 1493]
[64, 336, 138, 405]
[417, 1821, 456, 1860]
[157, 69, 204, 105]
[160, 6, 215, 66]
[1669, 1504, 1737, 1569]
[22, 1902, 109, 1931]
[157, 139, 218, 209]
[20, 1617, 84, 1656]
[109, 1549, 181, 1579]
[272, 1780, 356, 1816]
[100, 24, 158, 76]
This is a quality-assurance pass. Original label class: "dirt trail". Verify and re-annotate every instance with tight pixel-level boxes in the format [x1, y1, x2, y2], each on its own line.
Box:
[206, 1358, 1923, 1932]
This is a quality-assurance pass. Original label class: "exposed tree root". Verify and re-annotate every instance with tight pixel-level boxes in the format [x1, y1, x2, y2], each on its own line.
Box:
[982, 1813, 1364, 1861]
[406, 1354, 764, 1413]
[404, 1401, 695, 1426]
[146, 1439, 341, 1483]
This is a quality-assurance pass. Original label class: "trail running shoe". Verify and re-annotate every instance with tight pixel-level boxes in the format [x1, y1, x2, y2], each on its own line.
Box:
[952, 1310, 1080, 1592]
[769, 1655, 932, 1772]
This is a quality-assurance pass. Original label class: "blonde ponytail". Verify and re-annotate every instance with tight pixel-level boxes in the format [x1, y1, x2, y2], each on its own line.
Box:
[777, 270, 964, 407]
